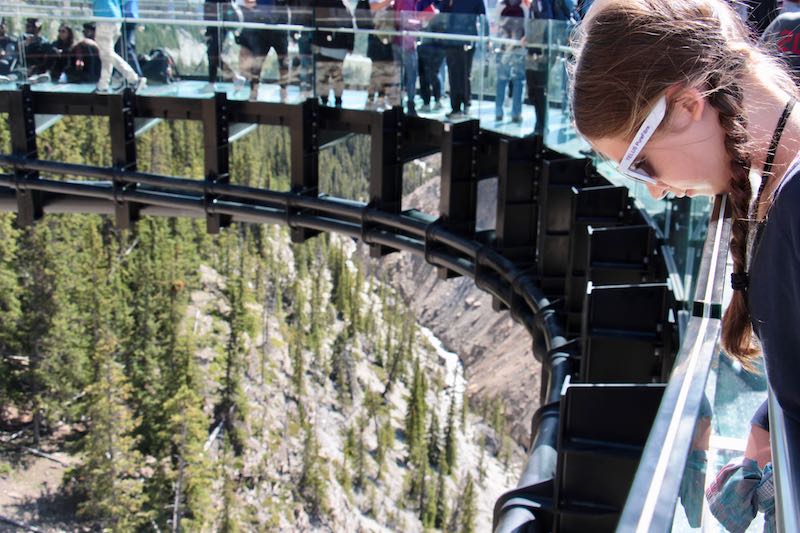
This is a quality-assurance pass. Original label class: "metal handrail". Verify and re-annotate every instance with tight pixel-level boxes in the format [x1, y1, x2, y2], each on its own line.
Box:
[768, 386, 800, 533]
[616, 194, 731, 532]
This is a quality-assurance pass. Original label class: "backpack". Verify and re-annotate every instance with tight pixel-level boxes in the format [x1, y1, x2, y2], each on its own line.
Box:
[139, 48, 178, 83]
[501, 1, 525, 18]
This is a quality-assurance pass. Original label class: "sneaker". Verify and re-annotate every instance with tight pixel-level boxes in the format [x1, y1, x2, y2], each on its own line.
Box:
[511, 115, 523, 124]
[446, 111, 466, 121]
[94, 86, 112, 94]
[28, 72, 50, 84]
[320, 96, 329, 106]
[406, 103, 417, 117]
[134, 76, 147, 94]
[199, 82, 216, 93]
[495, 114, 504, 122]
[233, 74, 246, 91]
[418, 103, 431, 113]
[0, 74, 12, 84]
[280, 87, 288, 102]
[433, 100, 443, 111]
[249, 85, 259, 101]
[334, 96, 343, 107]
[57, 72, 67, 84]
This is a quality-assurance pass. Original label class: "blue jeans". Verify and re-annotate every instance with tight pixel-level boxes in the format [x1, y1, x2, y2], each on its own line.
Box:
[394, 45, 417, 109]
[495, 52, 525, 118]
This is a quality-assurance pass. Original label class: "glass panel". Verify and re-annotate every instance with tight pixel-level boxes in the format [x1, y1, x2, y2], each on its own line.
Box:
[545, 20, 575, 148]
[410, 9, 447, 117]
[481, 12, 528, 136]
[1, 14, 33, 87]
[312, 5, 353, 107]
[669, 348, 770, 532]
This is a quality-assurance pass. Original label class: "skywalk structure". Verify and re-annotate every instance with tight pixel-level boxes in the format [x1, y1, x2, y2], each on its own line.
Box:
[0, 3, 797, 532]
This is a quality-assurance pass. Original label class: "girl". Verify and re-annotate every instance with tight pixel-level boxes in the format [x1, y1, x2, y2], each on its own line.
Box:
[570, 0, 800, 445]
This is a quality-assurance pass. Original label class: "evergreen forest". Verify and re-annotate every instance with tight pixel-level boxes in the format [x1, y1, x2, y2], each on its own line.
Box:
[0, 114, 519, 532]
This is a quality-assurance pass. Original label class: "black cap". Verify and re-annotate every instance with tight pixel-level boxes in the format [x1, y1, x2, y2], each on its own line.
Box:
[83, 22, 96, 31]
[26, 18, 41, 30]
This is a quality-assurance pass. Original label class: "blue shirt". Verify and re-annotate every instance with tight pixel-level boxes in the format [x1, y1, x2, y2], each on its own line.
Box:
[94, 0, 122, 18]
[749, 157, 800, 436]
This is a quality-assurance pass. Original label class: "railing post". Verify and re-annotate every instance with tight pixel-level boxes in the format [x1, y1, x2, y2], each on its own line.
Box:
[109, 88, 139, 229]
[9, 85, 42, 226]
[368, 106, 403, 257]
[289, 98, 320, 243]
[438, 118, 480, 278]
[203, 91, 231, 234]
[496, 136, 539, 264]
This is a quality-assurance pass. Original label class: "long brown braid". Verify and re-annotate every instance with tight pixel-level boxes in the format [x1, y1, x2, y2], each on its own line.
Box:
[709, 85, 762, 368]
[570, 0, 799, 369]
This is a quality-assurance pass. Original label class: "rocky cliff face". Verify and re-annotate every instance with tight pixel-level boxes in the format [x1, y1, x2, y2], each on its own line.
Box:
[378, 175, 542, 447]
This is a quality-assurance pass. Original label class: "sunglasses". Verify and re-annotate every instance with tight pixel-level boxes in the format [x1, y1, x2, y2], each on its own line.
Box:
[618, 95, 667, 185]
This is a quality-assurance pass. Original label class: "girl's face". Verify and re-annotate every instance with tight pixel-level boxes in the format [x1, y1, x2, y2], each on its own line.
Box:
[591, 92, 732, 199]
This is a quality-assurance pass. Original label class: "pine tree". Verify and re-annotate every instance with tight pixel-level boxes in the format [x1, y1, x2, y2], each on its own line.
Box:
[427, 411, 441, 469]
[404, 359, 427, 465]
[460, 474, 477, 533]
[434, 465, 448, 530]
[299, 423, 328, 517]
[444, 392, 458, 476]
[461, 389, 468, 432]
[77, 336, 147, 531]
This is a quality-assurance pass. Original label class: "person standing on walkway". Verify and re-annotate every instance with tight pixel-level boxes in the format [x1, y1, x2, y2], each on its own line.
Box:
[93, 0, 146, 93]
[115, 0, 142, 77]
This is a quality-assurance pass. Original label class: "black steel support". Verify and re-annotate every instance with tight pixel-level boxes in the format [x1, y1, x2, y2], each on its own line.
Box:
[368, 107, 403, 257]
[496, 137, 539, 264]
[9, 84, 42, 226]
[109, 89, 139, 229]
[289, 98, 320, 243]
[203, 92, 231, 234]
[438, 119, 480, 278]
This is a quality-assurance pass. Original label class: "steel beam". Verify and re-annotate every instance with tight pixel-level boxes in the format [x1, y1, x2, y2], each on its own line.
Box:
[8, 84, 42, 226]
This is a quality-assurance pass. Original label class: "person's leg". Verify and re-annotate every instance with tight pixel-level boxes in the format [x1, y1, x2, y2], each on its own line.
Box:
[495, 78, 506, 119]
[511, 75, 523, 120]
[316, 57, 330, 103]
[403, 47, 418, 112]
[431, 49, 445, 103]
[449, 47, 467, 112]
[464, 45, 475, 108]
[526, 67, 547, 134]
[272, 32, 289, 90]
[332, 58, 344, 103]
[116, 22, 142, 77]
[97, 22, 137, 89]
[383, 60, 401, 107]
[418, 45, 431, 106]
[206, 27, 221, 82]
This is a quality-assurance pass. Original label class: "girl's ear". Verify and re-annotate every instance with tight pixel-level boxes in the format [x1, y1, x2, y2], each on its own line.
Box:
[664, 86, 706, 132]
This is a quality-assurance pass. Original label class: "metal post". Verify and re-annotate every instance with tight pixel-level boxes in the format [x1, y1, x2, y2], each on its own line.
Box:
[438, 119, 479, 278]
[9, 85, 42, 226]
[289, 98, 319, 243]
[368, 106, 403, 257]
[203, 91, 231, 234]
[109, 88, 139, 229]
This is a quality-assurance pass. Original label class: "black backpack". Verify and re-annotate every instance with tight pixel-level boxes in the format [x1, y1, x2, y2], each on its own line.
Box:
[501, 1, 525, 18]
[139, 48, 178, 84]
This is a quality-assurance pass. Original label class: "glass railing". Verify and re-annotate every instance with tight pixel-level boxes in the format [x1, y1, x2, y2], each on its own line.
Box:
[0, 5, 578, 133]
